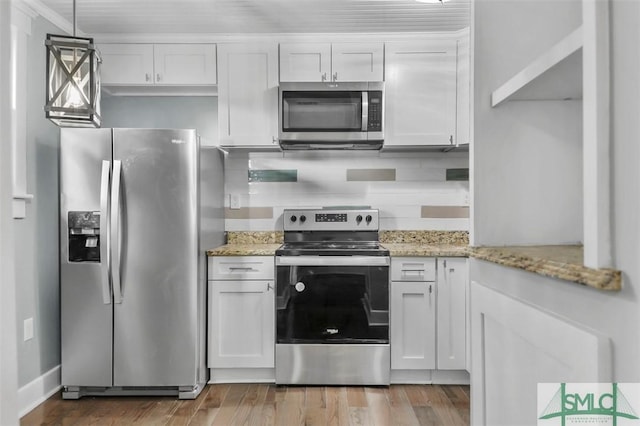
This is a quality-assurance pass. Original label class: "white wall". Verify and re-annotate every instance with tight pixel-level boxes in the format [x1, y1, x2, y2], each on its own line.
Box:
[101, 95, 218, 146]
[1, 1, 20, 424]
[15, 15, 63, 389]
[472, 0, 583, 246]
[470, 0, 640, 421]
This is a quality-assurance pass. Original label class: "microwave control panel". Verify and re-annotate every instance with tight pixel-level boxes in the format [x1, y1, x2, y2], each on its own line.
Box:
[367, 91, 383, 132]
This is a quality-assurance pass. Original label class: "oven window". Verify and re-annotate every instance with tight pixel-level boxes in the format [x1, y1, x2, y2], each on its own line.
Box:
[276, 265, 389, 344]
[282, 91, 362, 132]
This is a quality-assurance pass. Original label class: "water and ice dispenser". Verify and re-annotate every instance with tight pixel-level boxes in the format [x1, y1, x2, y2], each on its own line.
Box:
[67, 211, 101, 262]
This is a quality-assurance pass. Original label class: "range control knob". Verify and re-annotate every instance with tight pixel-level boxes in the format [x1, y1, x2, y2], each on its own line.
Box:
[290, 215, 297, 222]
[365, 215, 373, 224]
[299, 215, 307, 223]
[356, 215, 363, 224]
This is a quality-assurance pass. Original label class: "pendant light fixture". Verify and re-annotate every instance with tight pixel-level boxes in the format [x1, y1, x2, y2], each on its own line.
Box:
[45, 0, 101, 127]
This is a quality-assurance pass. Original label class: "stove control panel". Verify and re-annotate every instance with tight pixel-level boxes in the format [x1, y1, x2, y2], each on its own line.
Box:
[283, 209, 379, 231]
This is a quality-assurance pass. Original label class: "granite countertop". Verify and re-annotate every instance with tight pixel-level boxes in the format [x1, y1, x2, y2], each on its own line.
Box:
[206, 243, 281, 256]
[382, 243, 468, 257]
[468, 245, 622, 291]
[206, 231, 283, 256]
[205, 231, 622, 291]
[206, 230, 470, 257]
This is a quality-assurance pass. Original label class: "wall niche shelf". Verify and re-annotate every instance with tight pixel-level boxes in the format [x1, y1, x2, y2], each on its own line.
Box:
[491, 26, 583, 107]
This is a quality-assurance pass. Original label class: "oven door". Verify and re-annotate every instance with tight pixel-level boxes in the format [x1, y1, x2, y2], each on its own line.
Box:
[275, 256, 389, 344]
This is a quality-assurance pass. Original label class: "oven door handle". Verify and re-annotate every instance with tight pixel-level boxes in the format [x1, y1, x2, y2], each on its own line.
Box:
[276, 256, 390, 267]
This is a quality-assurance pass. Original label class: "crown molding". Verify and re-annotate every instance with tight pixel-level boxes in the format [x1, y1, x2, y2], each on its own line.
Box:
[13, 0, 86, 36]
[93, 28, 470, 44]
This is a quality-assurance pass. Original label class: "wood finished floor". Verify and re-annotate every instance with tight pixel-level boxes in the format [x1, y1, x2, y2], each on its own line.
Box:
[21, 384, 470, 426]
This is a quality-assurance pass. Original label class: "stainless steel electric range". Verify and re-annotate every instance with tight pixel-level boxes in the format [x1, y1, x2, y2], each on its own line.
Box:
[275, 208, 390, 385]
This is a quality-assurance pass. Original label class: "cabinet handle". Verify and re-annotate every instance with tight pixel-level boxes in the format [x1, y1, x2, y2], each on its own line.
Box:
[333, 72, 338, 81]
[449, 135, 454, 145]
[272, 136, 278, 144]
[321, 72, 327, 82]
[156, 73, 162, 82]
[145, 73, 151, 82]
[267, 282, 273, 291]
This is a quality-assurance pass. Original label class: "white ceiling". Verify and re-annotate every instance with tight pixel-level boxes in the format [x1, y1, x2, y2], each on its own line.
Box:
[37, 0, 470, 35]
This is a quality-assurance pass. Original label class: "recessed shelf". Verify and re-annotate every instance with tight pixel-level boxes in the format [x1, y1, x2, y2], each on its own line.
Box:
[491, 26, 583, 107]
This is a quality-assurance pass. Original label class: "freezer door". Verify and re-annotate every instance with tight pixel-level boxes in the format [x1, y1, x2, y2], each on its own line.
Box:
[60, 128, 114, 387]
[112, 129, 199, 386]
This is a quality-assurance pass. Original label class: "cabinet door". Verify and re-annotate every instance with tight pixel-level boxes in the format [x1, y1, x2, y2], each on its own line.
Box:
[436, 258, 467, 370]
[456, 35, 471, 146]
[391, 281, 436, 370]
[99, 44, 154, 85]
[279, 43, 331, 82]
[153, 44, 216, 85]
[217, 43, 279, 147]
[331, 42, 384, 82]
[208, 280, 275, 368]
[385, 41, 457, 146]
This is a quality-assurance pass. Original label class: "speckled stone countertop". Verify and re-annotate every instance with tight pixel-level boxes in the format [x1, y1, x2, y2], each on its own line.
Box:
[468, 245, 621, 291]
[380, 230, 469, 257]
[206, 243, 281, 256]
[205, 232, 622, 291]
[206, 231, 283, 256]
[206, 231, 469, 257]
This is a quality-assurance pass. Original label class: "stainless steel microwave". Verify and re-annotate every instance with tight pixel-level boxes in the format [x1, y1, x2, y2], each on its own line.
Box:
[278, 82, 384, 150]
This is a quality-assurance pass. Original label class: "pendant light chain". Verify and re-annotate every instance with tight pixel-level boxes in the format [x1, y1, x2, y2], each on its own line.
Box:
[72, 0, 76, 37]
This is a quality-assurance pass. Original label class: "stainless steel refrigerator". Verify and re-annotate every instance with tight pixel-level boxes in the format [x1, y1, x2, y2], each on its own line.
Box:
[59, 128, 223, 399]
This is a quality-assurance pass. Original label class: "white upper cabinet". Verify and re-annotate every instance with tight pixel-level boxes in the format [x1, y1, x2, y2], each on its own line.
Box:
[153, 44, 217, 85]
[217, 43, 279, 147]
[279, 43, 331, 82]
[279, 42, 384, 82]
[100, 44, 154, 85]
[99, 43, 216, 86]
[384, 40, 457, 146]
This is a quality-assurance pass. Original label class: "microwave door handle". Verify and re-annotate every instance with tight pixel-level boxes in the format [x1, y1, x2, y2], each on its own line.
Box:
[361, 91, 369, 132]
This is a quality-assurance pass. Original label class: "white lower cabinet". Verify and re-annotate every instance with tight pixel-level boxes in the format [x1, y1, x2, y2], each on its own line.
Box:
[436, 257, 467, 370]
[391, 259, 437, 370]
[391, 257, 469, 384]
[208, 257, 274, 372]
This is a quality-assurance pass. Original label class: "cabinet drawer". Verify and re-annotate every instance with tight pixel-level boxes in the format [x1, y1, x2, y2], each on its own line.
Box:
[209, 256, 274, 280]
[391, 257, 436, 281]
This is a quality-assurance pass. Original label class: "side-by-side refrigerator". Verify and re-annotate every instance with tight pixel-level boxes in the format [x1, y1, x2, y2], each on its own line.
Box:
[60, 128, 223, 399]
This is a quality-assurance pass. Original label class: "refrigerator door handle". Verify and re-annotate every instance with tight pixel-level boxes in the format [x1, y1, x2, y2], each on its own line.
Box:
[111, 160, 124, 304]
[99, 160, 112, 305]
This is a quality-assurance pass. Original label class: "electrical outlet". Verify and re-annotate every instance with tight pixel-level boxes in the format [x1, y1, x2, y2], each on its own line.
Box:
[23, 317, 33, 342]
[230, 194, 241, 209]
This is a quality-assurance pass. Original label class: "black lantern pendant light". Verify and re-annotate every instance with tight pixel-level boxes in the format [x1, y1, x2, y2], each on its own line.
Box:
[45, 0, 101, 127]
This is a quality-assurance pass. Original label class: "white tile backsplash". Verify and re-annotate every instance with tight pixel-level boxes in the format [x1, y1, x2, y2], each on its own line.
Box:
[223, 150, 469, 231]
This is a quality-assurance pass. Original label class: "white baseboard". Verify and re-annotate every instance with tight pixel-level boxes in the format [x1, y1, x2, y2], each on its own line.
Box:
[391, 369, 470, 385]
[19, 365, 61, 418]
[209, 368, 275, 384]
